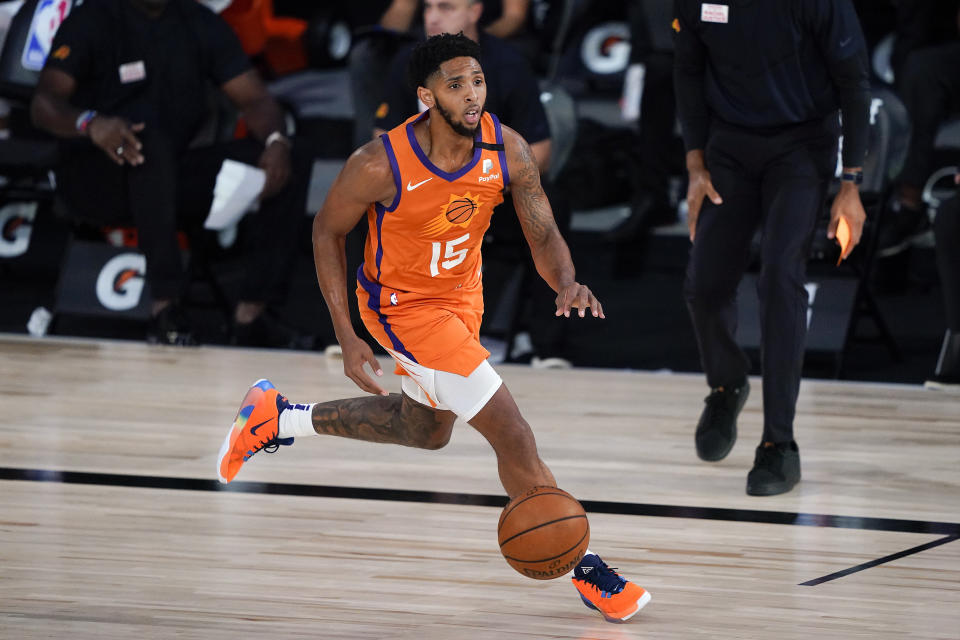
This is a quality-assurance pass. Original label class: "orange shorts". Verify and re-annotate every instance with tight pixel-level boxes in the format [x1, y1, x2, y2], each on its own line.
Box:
[356, 268, 490, 377]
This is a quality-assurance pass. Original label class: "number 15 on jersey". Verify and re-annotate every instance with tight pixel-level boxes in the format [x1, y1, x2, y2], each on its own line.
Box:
[429, 233, 470, 277]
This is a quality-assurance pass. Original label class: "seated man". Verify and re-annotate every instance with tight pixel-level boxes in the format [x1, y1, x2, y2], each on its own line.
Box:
[350, 0, 535, 147]
[879, 1, 960, 255]
[30, 0, 308, 346]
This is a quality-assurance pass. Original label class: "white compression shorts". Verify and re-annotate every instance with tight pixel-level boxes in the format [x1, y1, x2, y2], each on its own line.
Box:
[386, 348, 503, 421]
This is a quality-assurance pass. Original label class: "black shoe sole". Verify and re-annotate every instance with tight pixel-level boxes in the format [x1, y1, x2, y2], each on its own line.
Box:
[697, 425, 737, 462]
[746, 475, 800, 496]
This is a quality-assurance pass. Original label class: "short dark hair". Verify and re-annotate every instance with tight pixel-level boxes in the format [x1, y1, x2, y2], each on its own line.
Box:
[407, 32, 482, 91]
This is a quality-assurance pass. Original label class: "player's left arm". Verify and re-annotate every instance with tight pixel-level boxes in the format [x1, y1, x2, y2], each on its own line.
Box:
[503, 125, 604, 319]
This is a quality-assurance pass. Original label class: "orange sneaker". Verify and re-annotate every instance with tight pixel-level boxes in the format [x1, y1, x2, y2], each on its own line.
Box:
[217, 379, 293, 483]
[572, 553, 651, 622]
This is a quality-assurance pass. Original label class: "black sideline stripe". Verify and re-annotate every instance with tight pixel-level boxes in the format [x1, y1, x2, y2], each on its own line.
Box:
[799, 535, 959, 586]
[2, 467, 958, 536]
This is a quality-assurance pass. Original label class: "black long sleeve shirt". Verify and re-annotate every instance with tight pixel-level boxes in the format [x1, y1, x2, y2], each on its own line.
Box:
[673, 0, 871, 167]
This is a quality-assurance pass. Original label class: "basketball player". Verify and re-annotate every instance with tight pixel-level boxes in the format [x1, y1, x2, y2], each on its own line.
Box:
[217, 33, 650, 622]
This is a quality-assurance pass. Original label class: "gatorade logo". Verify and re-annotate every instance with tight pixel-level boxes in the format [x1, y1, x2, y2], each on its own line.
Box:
[96, 253, 146, 311]
[580, 22, 630, 75]
[0, 203, 37, 258]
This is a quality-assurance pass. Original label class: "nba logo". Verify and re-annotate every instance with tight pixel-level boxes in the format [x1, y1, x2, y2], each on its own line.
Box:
[482, 158, 493, 174]
[21, 0, 73, 71]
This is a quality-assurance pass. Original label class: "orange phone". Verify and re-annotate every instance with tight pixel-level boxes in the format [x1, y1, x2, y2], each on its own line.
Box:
[836, 217, 851, 265]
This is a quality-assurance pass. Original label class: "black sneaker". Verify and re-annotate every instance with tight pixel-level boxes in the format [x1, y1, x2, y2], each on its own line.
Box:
[746, 441, 801, 496]
[695, 380, 749, 461]
[147, 304, 197, 346]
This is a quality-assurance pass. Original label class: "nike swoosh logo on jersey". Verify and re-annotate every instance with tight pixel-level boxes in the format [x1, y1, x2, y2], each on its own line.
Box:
[407, 177, 433, 191]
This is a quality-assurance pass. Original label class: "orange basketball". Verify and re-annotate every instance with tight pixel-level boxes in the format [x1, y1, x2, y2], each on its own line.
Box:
[497, 486, 590, 580]
[445, 198, 476, 223]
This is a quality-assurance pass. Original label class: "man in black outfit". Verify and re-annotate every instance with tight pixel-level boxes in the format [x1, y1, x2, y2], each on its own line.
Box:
[674, 0, 870, 495]
[30, 0, 307, 346]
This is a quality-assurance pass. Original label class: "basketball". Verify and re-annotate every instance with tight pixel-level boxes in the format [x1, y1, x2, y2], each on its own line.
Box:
[445, 198, 476, 223]
[497, 486, 590, 580]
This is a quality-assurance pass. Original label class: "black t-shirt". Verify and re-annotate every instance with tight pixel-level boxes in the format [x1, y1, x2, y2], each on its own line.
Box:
[674, 0, 866, 135]
[45, 0, 251, 151]
[373, 32, 549, 144]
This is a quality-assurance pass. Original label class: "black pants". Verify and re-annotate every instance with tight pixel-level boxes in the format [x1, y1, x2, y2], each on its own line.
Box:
[896, 42, 960, 189]
[935, 191, 960, 332]
[684, 118, 837, 444]
[55, 128, 307, 303]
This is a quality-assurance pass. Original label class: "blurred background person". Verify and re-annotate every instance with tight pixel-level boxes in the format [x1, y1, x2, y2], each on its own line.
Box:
[878, 0, 960, 256]
[30, 0, 308, 346]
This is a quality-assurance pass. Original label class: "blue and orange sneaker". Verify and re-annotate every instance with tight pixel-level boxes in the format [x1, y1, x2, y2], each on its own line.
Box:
[217, 379, 293, 483]
[572, 553, 651, 622]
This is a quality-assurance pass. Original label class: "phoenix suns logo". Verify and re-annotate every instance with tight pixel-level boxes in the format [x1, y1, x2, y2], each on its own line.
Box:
[423, 192, 482, 237]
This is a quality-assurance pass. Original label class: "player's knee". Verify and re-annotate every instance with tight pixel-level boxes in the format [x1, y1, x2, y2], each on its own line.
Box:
[420, 429, 452, 450]
[414, 414, 456, 450]
[499, 417, 539, 454]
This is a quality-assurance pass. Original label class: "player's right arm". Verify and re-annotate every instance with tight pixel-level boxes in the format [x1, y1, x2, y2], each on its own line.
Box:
[313, 139, 397, 395]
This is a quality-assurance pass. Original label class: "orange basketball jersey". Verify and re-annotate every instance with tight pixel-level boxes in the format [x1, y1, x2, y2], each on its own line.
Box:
[356, 110, 509, 375]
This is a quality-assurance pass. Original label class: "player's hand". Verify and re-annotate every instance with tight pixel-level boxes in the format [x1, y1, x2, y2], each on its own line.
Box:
[555, 282, 604, 319]
[827, 182, 866, 262]
[340, 334, 388, 396]
[87, 116, 145, 166]
[258, 141, 292, 200]
[686, 166, 723, 243]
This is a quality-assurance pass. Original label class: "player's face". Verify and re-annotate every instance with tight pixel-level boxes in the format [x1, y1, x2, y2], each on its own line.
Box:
[429, 57, 487, 138]
[424, 0, 481, 38]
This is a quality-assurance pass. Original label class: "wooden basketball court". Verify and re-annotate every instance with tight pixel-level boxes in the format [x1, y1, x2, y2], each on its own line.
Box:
[1, 334, 957, 639]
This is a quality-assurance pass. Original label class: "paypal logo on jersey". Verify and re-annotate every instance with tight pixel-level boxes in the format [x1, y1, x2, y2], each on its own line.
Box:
[478, 173, 500, 182]
[482, 158, 493, 174]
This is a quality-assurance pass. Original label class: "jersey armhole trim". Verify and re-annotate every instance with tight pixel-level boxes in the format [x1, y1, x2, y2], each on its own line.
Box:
[490, 113, 510, 187]
[380, 132, 402, 212]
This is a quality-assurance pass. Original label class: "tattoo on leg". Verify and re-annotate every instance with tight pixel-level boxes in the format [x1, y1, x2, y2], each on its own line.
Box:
[311, 393, 453, 449]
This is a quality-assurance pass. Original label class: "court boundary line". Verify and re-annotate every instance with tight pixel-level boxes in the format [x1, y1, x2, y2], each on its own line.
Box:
[3, 466, 958, 536]
[798, 534, 959, 586]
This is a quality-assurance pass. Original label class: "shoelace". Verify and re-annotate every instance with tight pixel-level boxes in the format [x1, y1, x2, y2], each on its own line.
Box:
[580, 560, 627, 595]
[700, 388, 734, 425]
[260, 435, 294, 454]
[754, 444, 783, 470]
[261, 436, 281, 454]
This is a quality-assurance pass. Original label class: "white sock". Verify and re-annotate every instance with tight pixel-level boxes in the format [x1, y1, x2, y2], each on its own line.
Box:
[278, 402, 316, 438]
[566, 548, 596, 578]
